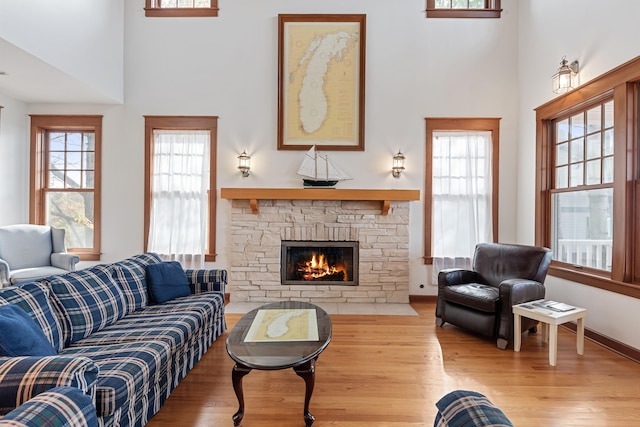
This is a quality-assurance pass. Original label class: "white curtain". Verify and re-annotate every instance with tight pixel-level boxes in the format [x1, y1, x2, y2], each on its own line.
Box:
[147, 129, 210, 268]
[431, 131, 493, 283]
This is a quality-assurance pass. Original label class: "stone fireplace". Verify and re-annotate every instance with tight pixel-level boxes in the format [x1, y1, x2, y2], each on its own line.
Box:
[221, 188, 419, 304]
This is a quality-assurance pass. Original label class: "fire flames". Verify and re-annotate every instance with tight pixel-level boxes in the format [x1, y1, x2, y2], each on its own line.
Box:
[298, 252, 347, 281]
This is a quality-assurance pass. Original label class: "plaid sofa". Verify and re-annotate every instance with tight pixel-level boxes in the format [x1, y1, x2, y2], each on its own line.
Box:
[434, 390, 513, 427]
[0, 253, 227, 427]
[0, 386, 98, 427]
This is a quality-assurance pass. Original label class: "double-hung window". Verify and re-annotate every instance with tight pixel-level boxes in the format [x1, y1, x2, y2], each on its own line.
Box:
[425, 118, 500, 279]
[550, 100, 614, 271]
[30, 115, 102, 261]
[144, 116, 218, 266]
[535, 55, 640, 296]
[145, 0, 218, 17]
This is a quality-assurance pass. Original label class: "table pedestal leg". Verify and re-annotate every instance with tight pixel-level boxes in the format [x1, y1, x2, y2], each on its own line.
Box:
[231, 363, 252, 426]
[293, 359, 316, 427]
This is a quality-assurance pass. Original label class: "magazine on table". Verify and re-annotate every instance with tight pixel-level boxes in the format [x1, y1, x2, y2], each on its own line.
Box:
[532, 300, 576, 312]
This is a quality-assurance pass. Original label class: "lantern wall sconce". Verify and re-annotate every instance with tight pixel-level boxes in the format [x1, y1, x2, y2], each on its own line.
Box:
[552, 56, 580, 94]
[392, 150, 405, 178]
[237, 149, 251, 177]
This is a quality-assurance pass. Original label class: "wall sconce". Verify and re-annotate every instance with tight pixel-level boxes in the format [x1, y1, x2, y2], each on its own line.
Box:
[552, 56, 579, 94]
[392, 150, 405, 178]
[237, 149, 251, 177]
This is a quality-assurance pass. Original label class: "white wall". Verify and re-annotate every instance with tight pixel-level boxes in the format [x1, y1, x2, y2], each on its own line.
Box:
[0, 0, 124, 103]
[0, 95, 29, 224]
[517, 0, 640, 350]
[25, 0, 521, 288]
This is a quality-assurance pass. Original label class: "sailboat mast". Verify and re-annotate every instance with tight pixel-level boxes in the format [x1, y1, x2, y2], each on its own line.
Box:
[313, 146, 318, 180]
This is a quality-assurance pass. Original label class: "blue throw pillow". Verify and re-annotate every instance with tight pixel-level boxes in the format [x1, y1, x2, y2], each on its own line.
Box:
[145, 261, 191, 303]
[0, 304, 57, 356]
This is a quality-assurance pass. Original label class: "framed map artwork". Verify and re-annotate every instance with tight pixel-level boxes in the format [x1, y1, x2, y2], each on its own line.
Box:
[277, 14, 366, 151]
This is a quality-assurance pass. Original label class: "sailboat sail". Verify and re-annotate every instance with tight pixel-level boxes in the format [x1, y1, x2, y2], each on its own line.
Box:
[297, 146, 352, 183]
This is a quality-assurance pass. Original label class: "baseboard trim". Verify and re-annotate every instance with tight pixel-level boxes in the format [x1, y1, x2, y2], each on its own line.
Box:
[562, 322, 640, 364]
[409, 295, 437, 303]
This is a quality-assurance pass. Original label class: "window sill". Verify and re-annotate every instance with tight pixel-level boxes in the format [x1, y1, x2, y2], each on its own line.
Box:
[549, 265, 640, 300]
[144, 8, 219, 18]
[425, 8, 502, 18]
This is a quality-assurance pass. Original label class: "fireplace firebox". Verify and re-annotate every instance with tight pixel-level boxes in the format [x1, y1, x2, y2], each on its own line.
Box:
[281, 241, 359, 286]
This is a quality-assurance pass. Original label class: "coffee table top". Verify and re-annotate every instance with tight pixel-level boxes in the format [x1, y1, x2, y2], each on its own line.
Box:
[226, 301, 332, 370]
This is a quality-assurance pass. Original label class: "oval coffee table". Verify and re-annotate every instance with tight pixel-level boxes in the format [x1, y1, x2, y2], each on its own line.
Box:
[226, 301, 332, 426]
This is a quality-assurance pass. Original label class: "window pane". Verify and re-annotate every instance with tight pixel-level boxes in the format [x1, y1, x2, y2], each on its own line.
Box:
[551, 188, 613, 271]
[603, 101, 614, 128]
[49, 151, 65, 171]
[570, 113, 585, 138]
[435, 0, 451, 7]
[603, 157, 614, 183]
[570, 163, 583, 187]
[66, 171, 82, 188]
[556, 166, 568, 188]
[67, 133, 82, 151]
[452, 0, 467, 8]
[46, 192, 94, 250]
[603, 129, 614, 155]
[570, 138, 584, 162]
[586, 134, 601, 160]
[84, 171, 95, 189]
[556, 119, 569, 142]
[469, 0, 483, 8]
[556, 142, 568, 165]
[49, 172, 64, 189]
[586, 159, 601, 185]
[586, 105, 601, 133]
[83, 152, 95, 171]
[83, 133, 95, 151]
[49, 133, 66, 151]
[66, 151, 81, 170]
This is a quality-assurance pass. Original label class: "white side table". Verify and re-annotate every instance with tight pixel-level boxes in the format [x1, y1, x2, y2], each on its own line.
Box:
[513, 300, 587, 366]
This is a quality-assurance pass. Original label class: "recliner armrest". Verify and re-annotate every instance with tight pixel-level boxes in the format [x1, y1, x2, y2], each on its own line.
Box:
[498, 278, 545, 305]
[51, 253, 80, 272]
[438, 269, 482, 287]
[0, 259, 10, 287]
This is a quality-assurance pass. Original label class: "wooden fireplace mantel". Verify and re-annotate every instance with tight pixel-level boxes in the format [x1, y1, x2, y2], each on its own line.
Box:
[220, 188, 420, 215]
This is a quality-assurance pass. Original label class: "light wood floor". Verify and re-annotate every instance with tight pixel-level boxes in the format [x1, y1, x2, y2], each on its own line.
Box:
[147, 302, 640, 427]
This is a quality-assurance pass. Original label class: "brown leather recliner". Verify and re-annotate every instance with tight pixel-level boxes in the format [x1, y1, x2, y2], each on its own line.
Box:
[435, 243, 552, 349]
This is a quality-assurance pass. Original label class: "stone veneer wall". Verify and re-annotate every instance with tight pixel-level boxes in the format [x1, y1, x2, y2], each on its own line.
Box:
[228, 199, 410, 303]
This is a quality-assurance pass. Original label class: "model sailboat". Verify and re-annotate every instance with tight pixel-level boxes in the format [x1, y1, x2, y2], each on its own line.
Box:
[297, 146, 352, 187]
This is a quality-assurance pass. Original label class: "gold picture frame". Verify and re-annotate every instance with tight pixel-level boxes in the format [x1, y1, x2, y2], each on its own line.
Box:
[277, 14, 366, 151]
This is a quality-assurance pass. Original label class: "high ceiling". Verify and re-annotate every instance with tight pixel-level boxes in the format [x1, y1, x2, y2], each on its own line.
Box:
[0, 38, 119, 105]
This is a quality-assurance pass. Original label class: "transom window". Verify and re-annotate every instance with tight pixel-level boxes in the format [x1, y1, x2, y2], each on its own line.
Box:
[145, 0, 218, 17]
[426, 0, 502, 18]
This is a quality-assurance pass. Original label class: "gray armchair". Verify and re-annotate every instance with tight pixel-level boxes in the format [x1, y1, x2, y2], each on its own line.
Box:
[0, 224, 80, 287]
[436, 243, 552, 349]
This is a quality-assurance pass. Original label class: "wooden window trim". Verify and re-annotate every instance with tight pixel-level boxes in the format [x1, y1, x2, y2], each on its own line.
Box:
[535, 55, 640, 298]
[144, 116, 218, 262]
[29, 115, 103, 261]
[424, 117, 501, 264]
[144, 0, 218, 17]
[426, 0, 502, 18]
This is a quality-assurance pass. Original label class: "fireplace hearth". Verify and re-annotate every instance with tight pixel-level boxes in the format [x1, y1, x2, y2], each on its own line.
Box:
[281, 241, 359, 286]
